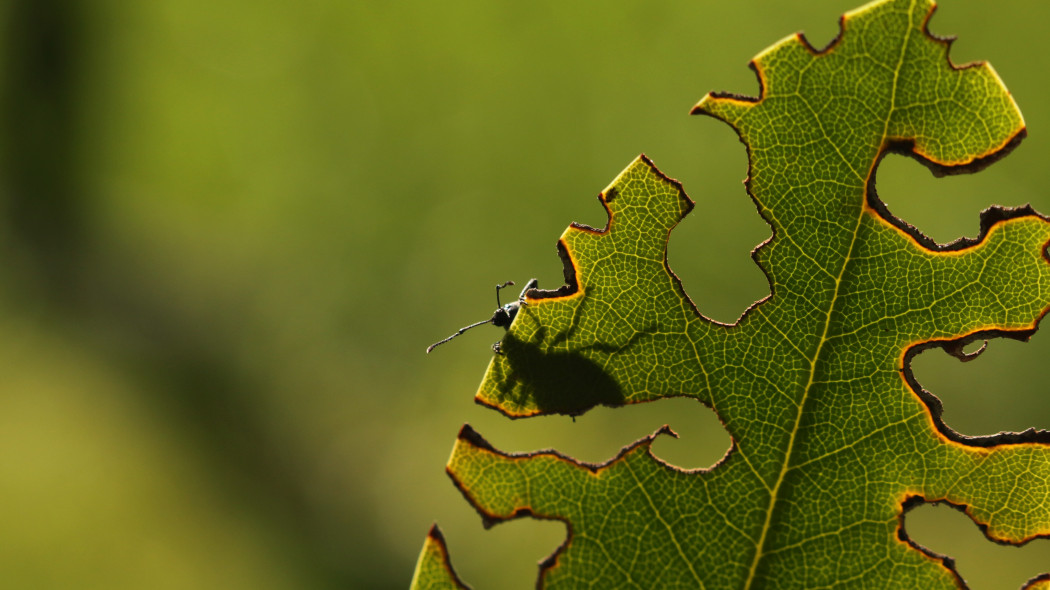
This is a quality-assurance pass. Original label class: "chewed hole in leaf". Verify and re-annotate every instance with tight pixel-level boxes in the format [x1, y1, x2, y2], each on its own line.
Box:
[911, 333, 1050, 437]
[472, 397, 730, 470]
[666, 147, 770, 324]
[667, 211, 771, 324]
[904, 501, 1050, 590]
[640, 397, 731, 470]
[439, 517, 566, 590]
[871, 152, 1028, 247]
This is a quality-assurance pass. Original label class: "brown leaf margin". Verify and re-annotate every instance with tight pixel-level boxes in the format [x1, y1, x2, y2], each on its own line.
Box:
[1022, 573, 1050, 590]
[411, 524, 471, 590]
[690, 0, 1050, 583]
[693, 0, 1050, 451]
[897, 496, 1050, 588]
[448, 422, 732, 585]
[524, 153, 696, 304]
[458, 2, 1050, 587]
[475, 154, 712, 420]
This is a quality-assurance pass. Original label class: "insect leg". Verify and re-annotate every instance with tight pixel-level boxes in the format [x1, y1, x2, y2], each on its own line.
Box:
[517, 278, 539, 304]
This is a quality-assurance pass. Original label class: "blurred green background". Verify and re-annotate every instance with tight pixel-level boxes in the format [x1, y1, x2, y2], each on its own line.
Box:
[1, 0, 1048, 588]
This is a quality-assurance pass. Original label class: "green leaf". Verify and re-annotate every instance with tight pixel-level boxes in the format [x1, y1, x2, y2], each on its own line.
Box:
[410, 525, 469, 590]
[416, 0, 1050, 587]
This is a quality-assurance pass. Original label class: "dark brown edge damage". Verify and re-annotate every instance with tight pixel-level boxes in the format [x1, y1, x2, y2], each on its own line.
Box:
[900, 307, 1050, 448]
[1022, 573, 1050, 590]
[685, 101, 775, 328]
[866, 132, 1031, 253]
[872, 3, 1050, 452]
[897, 495, 1050, 589]
[698, 2, 1050, 446]
[464, 1, 1048, 586]
[477, 156, 726, 421]
[689, 1, 1017, 326]
[896, 496, 967, 588]
[525, 153, 696, 303]
[693, 0, 1050, 579]
[449, 423, 711, 588]
[864, 3, 1050, 578]
[422, 524, 472, 589]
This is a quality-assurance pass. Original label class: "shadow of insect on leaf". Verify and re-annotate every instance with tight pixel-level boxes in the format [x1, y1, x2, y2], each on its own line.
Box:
[495, 331, 626, 417]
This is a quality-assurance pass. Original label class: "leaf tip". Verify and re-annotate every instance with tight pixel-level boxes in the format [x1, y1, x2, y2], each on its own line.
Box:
[455, 423, 495, 452]
[410, 524, 471, 590]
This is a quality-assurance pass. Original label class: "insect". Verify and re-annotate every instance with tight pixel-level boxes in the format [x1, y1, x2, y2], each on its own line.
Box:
[426, 278, 539, 354]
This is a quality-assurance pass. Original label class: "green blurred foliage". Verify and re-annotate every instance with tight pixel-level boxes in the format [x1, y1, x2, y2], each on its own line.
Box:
[0, 0, 1047, 588]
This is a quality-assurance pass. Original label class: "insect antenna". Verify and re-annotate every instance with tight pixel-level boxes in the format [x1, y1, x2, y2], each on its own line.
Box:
[494, 280, 514, 307]
[426, 318, 494, 354]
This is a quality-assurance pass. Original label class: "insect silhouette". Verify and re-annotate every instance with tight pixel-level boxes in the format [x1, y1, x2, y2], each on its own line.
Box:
[426, 279, 539, 354]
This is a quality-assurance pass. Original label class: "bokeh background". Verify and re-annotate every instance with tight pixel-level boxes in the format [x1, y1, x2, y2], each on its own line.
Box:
[1, 0, 1048, 588]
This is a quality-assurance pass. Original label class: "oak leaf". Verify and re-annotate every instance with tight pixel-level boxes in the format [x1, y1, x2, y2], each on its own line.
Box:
[416, 0, 1050, 586]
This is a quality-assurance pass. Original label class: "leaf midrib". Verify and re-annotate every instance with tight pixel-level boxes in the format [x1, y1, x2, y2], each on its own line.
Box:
[741, 2, 916, 586]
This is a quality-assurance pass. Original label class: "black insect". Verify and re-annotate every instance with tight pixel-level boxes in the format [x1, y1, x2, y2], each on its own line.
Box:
[426, 279, 539, 354]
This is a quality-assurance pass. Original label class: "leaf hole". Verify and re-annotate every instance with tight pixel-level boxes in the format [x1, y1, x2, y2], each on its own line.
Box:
[666, 147, 770, 324]
[444, 398, 732, 587]
[910, 332, 1050, 437]
[643, 397, 732, 470]
[903, 501, 1050, 589]
[872, 152, 1029, 247]
[434, 516, 566, 590]
[470, 397, 730, 471]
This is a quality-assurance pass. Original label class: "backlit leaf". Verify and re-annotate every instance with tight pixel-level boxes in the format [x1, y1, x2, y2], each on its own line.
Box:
[416, 0, 1050, 586]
